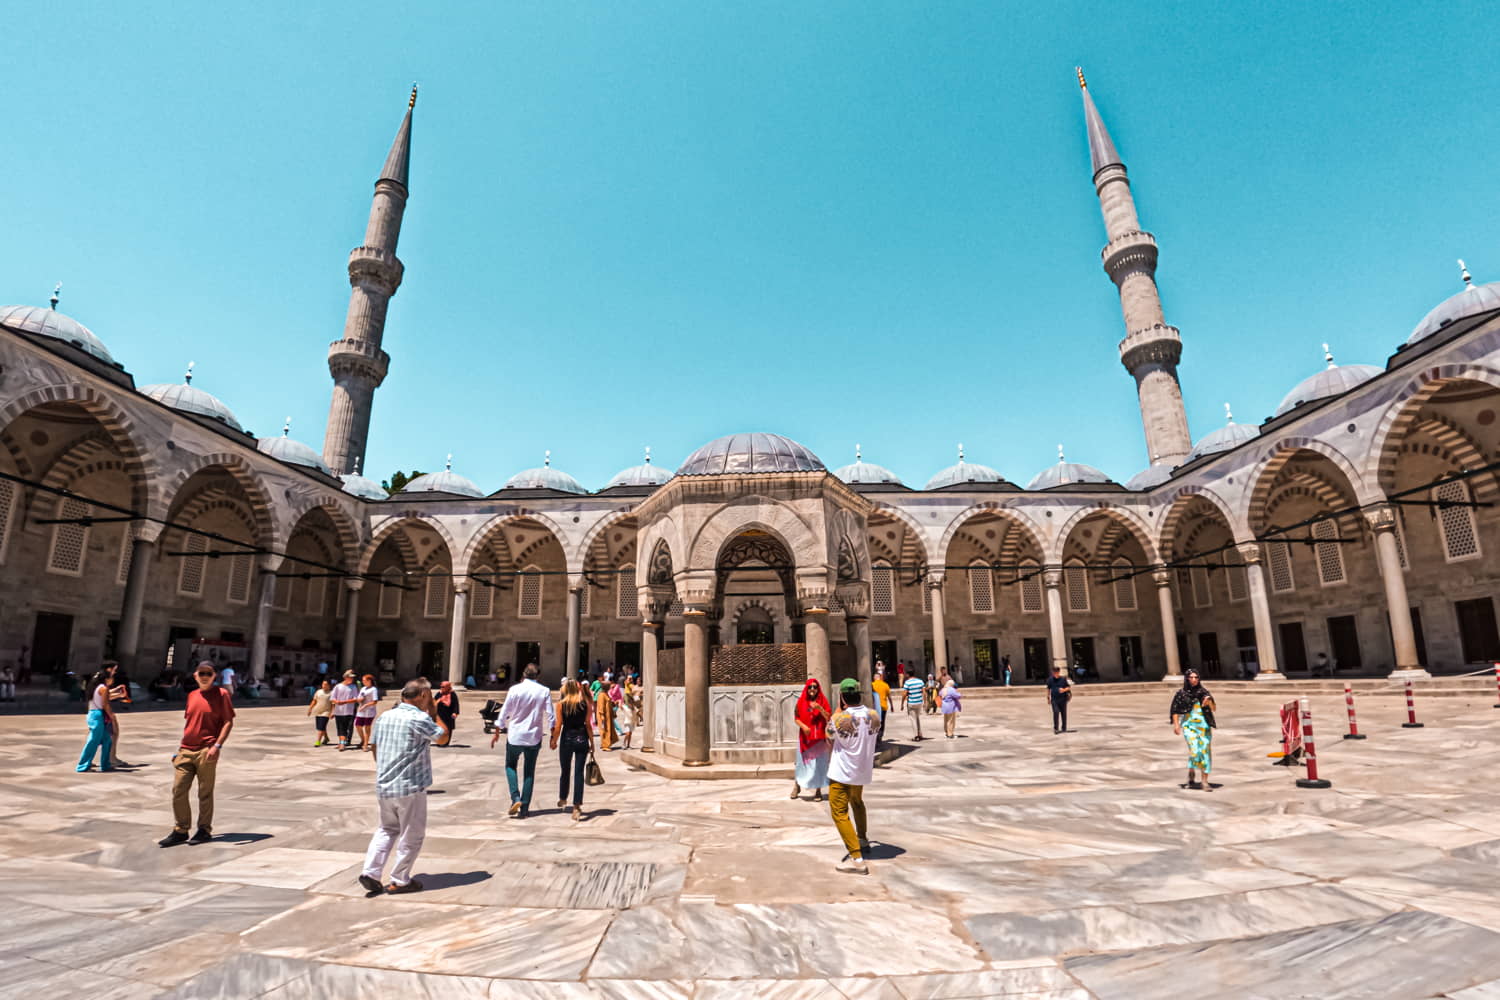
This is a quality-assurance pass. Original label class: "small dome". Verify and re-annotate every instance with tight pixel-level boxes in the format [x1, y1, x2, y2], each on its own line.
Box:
[0, 300, 115, 364]
[1275, 346, 1381, 417]
[1027, 453, 1113, 490]
[1125, 464, 1173, 490]
[400, 460, 484, 498]
[606, 452, 671, 489]
[139, 365, 242, 431]
[340, 471, 388, 500]
[258, 421, 332, 475]
[1188, 405, 1261, 461]
[677, 433, 824, 476]
[834, 446, 902, 486]
[504, 452, 588, 494]
[925, 445, 1004, 490]
[1409, 263, 1500, 345]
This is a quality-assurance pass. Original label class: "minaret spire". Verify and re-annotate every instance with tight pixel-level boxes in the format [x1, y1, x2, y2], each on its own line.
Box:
[322, 90, 416, 474]
[1078, 69, 1192, 467]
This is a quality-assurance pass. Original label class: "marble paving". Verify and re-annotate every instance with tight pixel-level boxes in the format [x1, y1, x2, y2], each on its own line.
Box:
[3, 687, 1500, 997]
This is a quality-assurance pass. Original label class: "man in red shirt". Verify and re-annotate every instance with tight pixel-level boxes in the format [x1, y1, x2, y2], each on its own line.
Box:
[159, 661, 236, 847]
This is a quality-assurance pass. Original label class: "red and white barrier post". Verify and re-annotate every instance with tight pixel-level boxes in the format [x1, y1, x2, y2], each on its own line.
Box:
[1295, 696, 1331, 789]
[1402, 679, 1424, 729]
[1342, 683, 1366, 740]
[1493, 663, 1499, 709]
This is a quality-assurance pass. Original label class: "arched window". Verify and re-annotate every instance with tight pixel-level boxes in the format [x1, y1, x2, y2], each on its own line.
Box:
[1191, 566, 1213, 608]
[1436, 479, 1481, 562]
[617, 566, 638, 618]
[577, 580, 591, 617]
[470, 565, 494, 618]
[1112, 557, 1137, 612]
[1065, 559, 1090, 613]
[871, 561, 895, 615]
[968, 560, 994, 613]
[305, 577, 325, 616]
[921, 577, 933, 615]
[1313, 519, 1345, 586]
[424, 567, 447, 618]
[1226, 554, 1248, 603]
[378, 567, 403, 618]
[518, 566, 542, 619]
[177, 532, 209, 596]
[1267, 541, 1295, 594]
[1019, 560, 1043, 614]
[0, 479, 15, 565]
[47, 497, 91, 577]
[225, 553, 252, 604]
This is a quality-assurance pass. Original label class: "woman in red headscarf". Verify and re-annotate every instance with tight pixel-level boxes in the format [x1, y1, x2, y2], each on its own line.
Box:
[791, 677, 832, 802]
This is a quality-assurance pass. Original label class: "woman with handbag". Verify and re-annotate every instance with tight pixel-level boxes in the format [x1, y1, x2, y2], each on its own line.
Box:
[1170, 668, 1216, 791]
[551, 679, 595, 821]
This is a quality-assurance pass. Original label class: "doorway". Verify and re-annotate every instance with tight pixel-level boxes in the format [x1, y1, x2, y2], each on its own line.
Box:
[615, 641, 641, 675]
[374, 640, 399, 685]
[514, 642, 541, 680]
[1234, 627, 1259, 678]
[1326, 615, 1362, 670]
[1455, 598, 1500, 664]
[1278, 622, 1308, 674]
[871, 640, 898, 676]
[1069, 637, 1096, 679]
[419, 641, 444, 682]
[1197, 633, 1221, 677]
[31, 612, 73, 677]
[1023, 637, 1048, 681]
[972, 639, 998, 684]
[466, 641, 491, 684]
[1117, 635, 1143, 680]
[737, 605, 774, 644]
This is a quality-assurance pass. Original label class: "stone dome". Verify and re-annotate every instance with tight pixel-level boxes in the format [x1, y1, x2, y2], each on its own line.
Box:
[1275, 347, 1381, 417]
[1408, 265, 1500, 345]
[925, 446, 1004, 490]
[834, 446, 902, 486]
[676, 433, 825, 477]
[257, 429, 333, 475]
[605, 452, 672, 489]
[1188, 405, 1260, 461]
[340, 471, 388, 500]
[504, 453, 588, 494]
[0, 303, 116, 365]
[139, 367, 242, 431]
[1125, 464, 1174, 490]
[399, 462, 484, 498]
[1026, 449, 1113, 490]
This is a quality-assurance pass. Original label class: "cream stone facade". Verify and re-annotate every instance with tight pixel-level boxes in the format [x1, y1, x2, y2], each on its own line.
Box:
[4, 76, 1500, 769]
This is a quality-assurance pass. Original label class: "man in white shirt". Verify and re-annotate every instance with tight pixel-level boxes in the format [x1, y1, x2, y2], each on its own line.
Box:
[219, 664, 237, 696]
[827, 678, 877, 875]
[490, 663, 554, 818]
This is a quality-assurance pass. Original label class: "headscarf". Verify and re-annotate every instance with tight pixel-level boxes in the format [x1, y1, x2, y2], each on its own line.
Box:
[608, 682, 623, 704]
[794, 677, 831, 752]
[1170, 670, 1215, 727]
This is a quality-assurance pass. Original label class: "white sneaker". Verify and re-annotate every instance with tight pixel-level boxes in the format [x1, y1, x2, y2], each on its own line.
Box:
[836, 854, 869, 875]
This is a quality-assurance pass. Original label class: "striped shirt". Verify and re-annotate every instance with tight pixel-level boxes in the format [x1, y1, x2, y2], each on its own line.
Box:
[372, 702, 440, 799]
[903, 676, 925, 706]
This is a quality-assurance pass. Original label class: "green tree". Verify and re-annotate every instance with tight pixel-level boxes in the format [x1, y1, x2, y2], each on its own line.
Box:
[382, 470, 426, 495]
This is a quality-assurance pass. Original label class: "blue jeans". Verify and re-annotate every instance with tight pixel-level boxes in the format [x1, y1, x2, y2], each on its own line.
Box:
[77, 709, 113, 772]
[558, 740, 588, 807]
[505, 742, 540, 812]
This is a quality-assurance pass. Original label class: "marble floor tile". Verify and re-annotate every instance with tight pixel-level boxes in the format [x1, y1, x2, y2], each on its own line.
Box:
[191, 846, 367, 889]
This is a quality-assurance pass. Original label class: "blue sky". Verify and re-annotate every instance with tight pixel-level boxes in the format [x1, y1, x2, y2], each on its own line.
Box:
[5, 2, 1497, 490]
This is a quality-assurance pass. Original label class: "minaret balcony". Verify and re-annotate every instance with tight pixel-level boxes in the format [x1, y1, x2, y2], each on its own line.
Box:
[327, 338, 391, 385]
[346, 245, 404, 291]
[1117, 324, 1182, 371]
[1100, 229, 1158, 279]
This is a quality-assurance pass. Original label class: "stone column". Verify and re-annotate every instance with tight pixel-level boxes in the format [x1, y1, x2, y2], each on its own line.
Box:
[927, 575, 947, 673]
[341, 579, 363, 672]
[1043, 566, 1069, 671]
[682, 607, 710, 766]
[640, 613, 661, 753]
[803, 602, 832, 694]
[116, 524, 162, 673]
[1152, 567, 1181, 681]
[1238, 543, 1284, 681]
[447, 579, 469, 687]
[847, 614, 873, 697]
[565, 583, 583, 681]
[247, 556, 282, 681]
[1366, 506, 1429, 679]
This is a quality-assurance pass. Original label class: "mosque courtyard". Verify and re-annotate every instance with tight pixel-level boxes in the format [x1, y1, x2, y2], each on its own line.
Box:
[2, 687, 1499, 999]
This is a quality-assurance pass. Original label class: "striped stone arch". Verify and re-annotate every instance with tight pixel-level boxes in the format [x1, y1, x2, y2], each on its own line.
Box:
[572, 507, 638, 576]
[938, 501, 1046, 570]
[514, 528, 567, 568]
[729, 596, 782, 628]
[1364, 363, 1500, 493]
[1261, 473, 1364, 536]
[1156, 484, 1242, 556]
[162, 452, 281, 549]
[286, 498, 364, 572]
[458, 508, 570, 576]
[1049, 502, 1159, 565]
[173, 490, 261, 543]
[0, 383, 159, 510]
[869, 502, 936, 569]
[1395, 416, 1500, 501]
[1243, 436, 1375, 530]
[37, 440, 137, 514]
[359, 514, 459, 576]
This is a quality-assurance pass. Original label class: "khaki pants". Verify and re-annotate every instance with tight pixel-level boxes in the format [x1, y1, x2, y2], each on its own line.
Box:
[828, 780, 867, 858]
[943, 712, 957, 737]
[172, 747, 219, 834]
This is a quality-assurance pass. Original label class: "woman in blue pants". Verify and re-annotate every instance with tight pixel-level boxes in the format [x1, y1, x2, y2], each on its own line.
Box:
[77, 665, 119, 772]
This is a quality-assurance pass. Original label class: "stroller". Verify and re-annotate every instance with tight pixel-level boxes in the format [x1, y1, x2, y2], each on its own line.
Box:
[479, 699, 503, 734]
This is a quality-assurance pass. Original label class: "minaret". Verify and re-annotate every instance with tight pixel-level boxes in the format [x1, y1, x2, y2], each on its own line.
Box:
[323, 86, 416, 474]
[1078, 69, 1192, 467]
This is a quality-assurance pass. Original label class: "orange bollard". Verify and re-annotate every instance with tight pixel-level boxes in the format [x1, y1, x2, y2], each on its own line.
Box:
[1342, 684, 1366, 740]
[1402, 679, 1424, 729]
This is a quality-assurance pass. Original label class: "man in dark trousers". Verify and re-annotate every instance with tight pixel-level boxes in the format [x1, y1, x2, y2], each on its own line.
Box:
[158, 662, 235, 846]
[1046, 664, 1073, 735]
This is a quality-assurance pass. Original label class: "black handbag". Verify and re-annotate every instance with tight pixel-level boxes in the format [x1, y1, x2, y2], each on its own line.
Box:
[585, 752, 605, 786]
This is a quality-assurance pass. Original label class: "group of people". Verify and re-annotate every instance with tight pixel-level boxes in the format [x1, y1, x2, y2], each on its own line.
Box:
[867, 661, 963, 742]
[585, 669, 642, 752]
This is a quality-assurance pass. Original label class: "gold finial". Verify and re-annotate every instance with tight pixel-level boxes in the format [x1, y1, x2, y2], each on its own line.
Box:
[1058, 443, 1066, 463]
[957, 442, 965, 462]
[445, 453, 453, 471]
[544, 449, 551, 467]
[643, 446, 652, 465]
[1323, 343, 1335, 369]
[409, 84, 418, 110]
[49, 282, 61, 310]
[1076, 67, 1087, 90]
[855, 443, 862, 462]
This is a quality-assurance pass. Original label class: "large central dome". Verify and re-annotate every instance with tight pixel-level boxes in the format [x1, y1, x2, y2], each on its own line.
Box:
[676, 433, 824, 476]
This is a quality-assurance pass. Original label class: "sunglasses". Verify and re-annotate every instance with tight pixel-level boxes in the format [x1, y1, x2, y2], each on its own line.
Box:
[195, 671, 215, 678]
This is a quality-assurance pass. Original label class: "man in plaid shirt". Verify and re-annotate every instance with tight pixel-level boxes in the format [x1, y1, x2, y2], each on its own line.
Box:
[358, 677, 439, 895]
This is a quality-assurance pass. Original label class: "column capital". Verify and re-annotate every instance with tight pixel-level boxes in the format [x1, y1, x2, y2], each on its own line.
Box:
[1042, 567, 1065, 590]
[134, 522, 165, 545]
[452, 578, 470, 596]
[845, 614, 870, 624]
[924, 572, 945, 588]
[345, 577, 366, 592]
[681, 605, 711, 618]
[1151, 566, 1173, 588]
[1363, 504, 1399, 534]
[256, 554, 284, 574]
[1235, 542, 1264, 565]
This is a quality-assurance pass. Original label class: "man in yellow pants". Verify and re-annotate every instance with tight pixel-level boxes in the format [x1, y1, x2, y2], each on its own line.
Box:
[827, 678, 877, 875]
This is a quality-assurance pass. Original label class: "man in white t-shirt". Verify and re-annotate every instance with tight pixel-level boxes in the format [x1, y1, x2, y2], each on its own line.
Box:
[219, 665, 237, 696]
[490, 664, 555, 819]
[827, 678, 878, 875]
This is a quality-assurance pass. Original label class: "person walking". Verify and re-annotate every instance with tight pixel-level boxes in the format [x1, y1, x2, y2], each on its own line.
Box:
[76, 665, 120, 772]
[940, 676, 962, 738]
[0, 663, 14, 701]
[594, 677, 616, 752]
[924, 673, 938, 714]
[307, 680, 334, 746]
[550, 678, 594, 821]
[219, 663, 237, 697]
[491, 664, 554, 818]
[359, 677, 440, 895]
[434, 680, 460, 746]
[355, 674, 380, 751]
[1171, 668, 1217, 791]
[1002, 655, 1012, 687]
[331, 671, 360, 750]
[613, 677, 635, 750]
[1046, 664, 1072, 734]
[870, 669, 891, 736]
[791, 677, 832, 802]
[902, 669, 925, 740]
[827, 678, 877, 875]
[158, 662, 235, 847]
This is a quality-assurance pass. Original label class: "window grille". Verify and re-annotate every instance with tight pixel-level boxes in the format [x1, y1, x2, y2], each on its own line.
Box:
[1227, 557, 1248, 603]
[969, 562, 994, 613]
[424, 568, 447, 618]
[1065, 560, 1090, 613]
[617, 567, 638, 618]
[305, 577, 325, 616]
[470, 565, 493, 618]
[1313, 519, 1346, 585]
[1019, 561, 1043, 614]
[1112, 558, 1137, 611]
[226, 553, 252, 604]
[578, 580, 590, 617]
[922, 579, 932, 615]
[177, 532, 208, 595]
[1267, 541, 1295, 594]
[1192, 566, 1213, 608]
[116, 526, 135, 586]
[378, 568, 402, 618]
[828, 594, 844, 613]
[667, 597, 684, 617]
[872, 562, 895, 615]
[518, 567, 542, 619]
[1436, 480, 1481, 562]
[0, 479, 14, 564]
[47, 497, 91, 576]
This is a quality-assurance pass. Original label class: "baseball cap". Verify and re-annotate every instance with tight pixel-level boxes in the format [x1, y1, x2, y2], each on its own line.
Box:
[839, 678, 860, 696]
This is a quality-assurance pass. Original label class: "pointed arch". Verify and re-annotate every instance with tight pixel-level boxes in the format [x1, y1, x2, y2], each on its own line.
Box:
[458, 508, 568, 576]
[1364, 363, 1500, 491]
[869, 501, 935, 569]
[1243, 437, 1376, 530]
[163, 452, 282, 550]
[359, 513, 458, 576]
[937, 501, 1047, 570]
[1156, 484, 1243, 555]
[286, 497, 364, 573]
[1049, 502, 1159, 565]
[0, 383, 159, 513]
